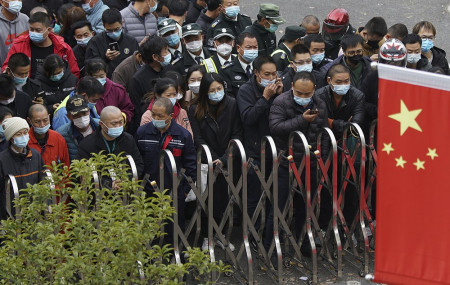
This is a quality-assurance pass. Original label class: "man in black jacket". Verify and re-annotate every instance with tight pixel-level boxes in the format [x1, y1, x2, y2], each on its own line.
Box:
[271, 25, 305, 73]
[5, 52, 43, 99]
[185, 0, 207, 23]
[0, 74, 32, 119]
[78, 106, 144, 178]
[85, 9, 139, 78]
[196, 0, 220, 41]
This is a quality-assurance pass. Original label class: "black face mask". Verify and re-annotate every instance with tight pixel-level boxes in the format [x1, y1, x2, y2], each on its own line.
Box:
[346, 54, 363, 65]
[367, 40, 379, 49]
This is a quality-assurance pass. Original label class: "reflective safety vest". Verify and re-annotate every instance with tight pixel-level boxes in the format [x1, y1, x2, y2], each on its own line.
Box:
[202, 58, 218, 73]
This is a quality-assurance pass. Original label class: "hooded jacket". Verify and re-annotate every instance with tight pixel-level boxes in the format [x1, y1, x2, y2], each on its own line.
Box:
[1, 32, 80, 78]
[0, 7, 29, 66]
[85, 0, 110, 33]
[95, 78, 134, 125]
[430, 46, 449, 74]
[120, 3, 157, 43]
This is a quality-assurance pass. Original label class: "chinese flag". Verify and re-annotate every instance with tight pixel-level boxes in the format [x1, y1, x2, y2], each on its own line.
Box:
[375, 64, 450, 285]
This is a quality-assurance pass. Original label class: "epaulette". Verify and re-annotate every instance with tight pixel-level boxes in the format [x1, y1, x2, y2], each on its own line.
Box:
[222, 61, 234, 69]
[211, 19, 221, 28]
[171, 55, 183, 65]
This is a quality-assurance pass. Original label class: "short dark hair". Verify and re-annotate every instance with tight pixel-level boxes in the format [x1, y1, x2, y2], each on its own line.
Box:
[402, 33, 422, 46]
[328, 64, 350, 79]
[302, 34, 324, 49]
[85, 58, 108, 75]
[412, 21, 436, 36]
[141, 35, 168, 64]
[301, 15, 319, 27]
[341, 34, 364, 51]
[167, 0, 189, 16]
[56, 3, 75, 23]
[0, 106, 13, 122]
[102, 9, 122, 25]
[8, 53, 30, 71]
[152, 97, 173, 115]
[153, 77, 177, 96]
[253, 55, 276, 72]
[364, 17, 387, 37]
[29, 11, 52, 27]
[290, 43, 310, 59]
[293, 70, 316, 86]
[71, 20, 93, 35]
[236, 32, 256, 47]
[77, 76, 105, 97]
[207, 0, 220, 11]
[43, 54, 65, 78]
[387, 23, 408, 40]
[0, 74, 15, 99]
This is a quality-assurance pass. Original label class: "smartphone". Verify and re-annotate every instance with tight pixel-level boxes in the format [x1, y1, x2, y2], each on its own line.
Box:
[108, 42, 120, 52]
[34, 91, 45, 103]
[309, 109, 319, 114]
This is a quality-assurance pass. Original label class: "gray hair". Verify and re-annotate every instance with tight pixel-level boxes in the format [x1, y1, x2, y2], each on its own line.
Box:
[152, 97, 173, 115]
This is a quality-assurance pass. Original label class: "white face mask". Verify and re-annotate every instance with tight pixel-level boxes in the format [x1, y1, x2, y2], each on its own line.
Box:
[0, 97, 14, 105]
[185, 40, 203, 53]
[216, 43, 233, 57]
[188, 81, 201, 94]
[73, 115, 90, 129]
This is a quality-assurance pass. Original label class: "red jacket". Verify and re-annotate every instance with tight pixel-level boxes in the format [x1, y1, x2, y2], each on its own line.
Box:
[28, 128, 70, 168]
[2, 32, 80, 78]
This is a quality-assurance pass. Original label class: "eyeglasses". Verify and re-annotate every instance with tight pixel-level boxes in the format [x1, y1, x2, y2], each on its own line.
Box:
[420, 35, 435, 40]
[346, 49, 364, 56]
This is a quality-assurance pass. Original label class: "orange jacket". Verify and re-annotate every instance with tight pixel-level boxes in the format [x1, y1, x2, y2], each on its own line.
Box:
[28, 128, 70, 168]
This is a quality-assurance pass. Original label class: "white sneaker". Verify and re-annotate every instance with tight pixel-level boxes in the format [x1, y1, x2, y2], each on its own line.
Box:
[214, 234, 235, 252]
[201, 238, 209, 251]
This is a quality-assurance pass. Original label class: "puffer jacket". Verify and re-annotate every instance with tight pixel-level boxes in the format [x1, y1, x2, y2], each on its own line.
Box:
[56, 119, 100, 161]
[85, 0, 109, 33]
[315, 85, 365, 138]
[120, 3, 157, 43]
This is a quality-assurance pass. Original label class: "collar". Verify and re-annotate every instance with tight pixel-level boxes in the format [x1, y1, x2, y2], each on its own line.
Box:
[29, 128, 55, 147]
[169, 44, 182, 54]
[188, 50, 205, 61]
[238, 57, 251, 72]
[217, 54, 228, 66]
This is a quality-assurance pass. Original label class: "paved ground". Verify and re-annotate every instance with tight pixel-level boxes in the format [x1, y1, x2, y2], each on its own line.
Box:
[241, 0, 450, 54]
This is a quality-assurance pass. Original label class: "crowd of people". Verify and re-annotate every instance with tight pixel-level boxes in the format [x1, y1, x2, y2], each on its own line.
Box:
[0, 0, 448, 253]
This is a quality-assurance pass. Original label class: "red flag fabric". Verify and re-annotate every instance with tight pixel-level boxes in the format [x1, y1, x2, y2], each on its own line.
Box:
[375, 64, 450, 285]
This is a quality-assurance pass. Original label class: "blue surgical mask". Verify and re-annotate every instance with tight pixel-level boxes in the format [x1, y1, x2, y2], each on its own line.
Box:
[13, 134, 29, 148]
[88, 102, 96, 109]
[6, 1, 22, 14]
[149, 1, 158, 13]
[13, 74, 27, 86]
[421, 39, 434, 53]
[29, 31, 46, 43]
[53, 23, 62, 34]
[293, 94, 311, 106]
[50, 71, 64, 82]
[208, 89, 225, 102]
[332, 83, 350, 96]
[98, 77, 107, 86]
[259, 75, 276, 88]
[152, 118, 168, 129]
[82, 0, 93, 13]
[106, 125, 123, 138]
[296, 63, 313, 73]
[169, 97, 177, 106]
[242, 49, 258, 63]
[165, 33, 180, 47]
[34, 123, 50, 135]
[160, 53, 172, 66]
[225, 6, 240, 18]
[76, 36, 92, 47]
[107, 29, 122, 41]
[311, 52, 325, 64]
[266, 23, 278, 33]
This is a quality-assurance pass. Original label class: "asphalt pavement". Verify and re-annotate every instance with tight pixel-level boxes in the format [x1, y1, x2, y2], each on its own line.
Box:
[240, 0, 450, 54]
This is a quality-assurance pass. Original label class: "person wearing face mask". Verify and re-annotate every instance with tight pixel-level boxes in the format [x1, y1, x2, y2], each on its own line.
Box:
[281, 44, 326, 93]
[173, 23, 211, 76]
[185, 0, 206, 24]
[157, 18, 183, 61]
[0, 106, 13, 152]
[221, 32, 257, 97]
[120, 0, 158, 43]
[140, 78, 192, 138]
[0, 116, 44, 220]
[0, 74, 32, 119]
[202, 27, 235, 74]
[129, 35, 175, 133]
[356, 17, 387, 60]
[136, 97, 196, 242]
[321, 34, 372, 89]
[185, 64, 204, 102]
[85, 9, 139, 79]
[243, 3, 285, 57]
[196, 0, 220, 41]
[36, 54, 77, 114]
[205, 0, 251, 53]
[0, 0, 29, 66]
[1, 12, 80, 79]
[402, 34, 431, 71]
[21, 0, 63, 17]
[27, 104, 70, 167]
[268, 71, 328, 251]
[412, 21, 449, 75]
[72, 20, 96, 77]
[56, 95, 101, 161]
[6, 52, 43, 97]
[303, 34, 332, 71]
[78, 105, 144, 176]
[271, 26, 306, 73]
[112, 48, 144, 92]
[80, 0, 109, 33]
[187, 72, 242, 251]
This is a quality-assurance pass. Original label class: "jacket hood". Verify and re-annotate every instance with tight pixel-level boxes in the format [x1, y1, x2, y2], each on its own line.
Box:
[0, 7, 21, 23]
[431, 46, 447, 59]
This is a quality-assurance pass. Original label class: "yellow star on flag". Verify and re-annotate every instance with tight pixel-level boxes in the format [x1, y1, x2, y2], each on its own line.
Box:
[382, 142, 394, 155]
[413, 158, 425, 171]
[395, 156, 406, 168]
[426, 148, 438, 160]
[388, 100, 422, 136]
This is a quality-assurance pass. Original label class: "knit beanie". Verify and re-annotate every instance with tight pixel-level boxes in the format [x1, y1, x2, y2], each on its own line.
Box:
[2, 117, 29, 141]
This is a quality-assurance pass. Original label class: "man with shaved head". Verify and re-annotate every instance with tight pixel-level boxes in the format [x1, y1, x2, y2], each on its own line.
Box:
[78, 106, 144, 177]
[301, 15, 320, 36]
[27, 104, 70, 167]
